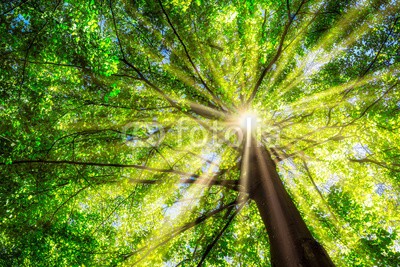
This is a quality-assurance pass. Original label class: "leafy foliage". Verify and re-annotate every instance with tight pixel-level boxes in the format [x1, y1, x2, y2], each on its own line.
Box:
[1, 0, 399, 266]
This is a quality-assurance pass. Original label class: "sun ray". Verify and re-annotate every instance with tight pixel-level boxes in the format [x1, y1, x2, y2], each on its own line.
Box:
[286, 64, 399, 113]
[117, 4, 224, 106]
[261, 1, 397, 107]
[267, 0, 327, 85]
[124, 142, 225, 264]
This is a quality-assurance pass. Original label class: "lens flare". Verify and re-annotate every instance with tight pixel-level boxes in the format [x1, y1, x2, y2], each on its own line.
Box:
[238, 112, 258, 130]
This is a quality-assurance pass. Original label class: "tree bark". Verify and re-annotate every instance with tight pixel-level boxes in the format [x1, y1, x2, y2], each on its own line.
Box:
[244, 136, 335, 267]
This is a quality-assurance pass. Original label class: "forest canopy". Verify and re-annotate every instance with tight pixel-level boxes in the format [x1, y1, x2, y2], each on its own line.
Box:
[0, 0, 399, 266]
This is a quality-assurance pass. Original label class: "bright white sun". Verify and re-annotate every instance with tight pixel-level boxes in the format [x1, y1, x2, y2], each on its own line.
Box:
[238, 112, 258, 130]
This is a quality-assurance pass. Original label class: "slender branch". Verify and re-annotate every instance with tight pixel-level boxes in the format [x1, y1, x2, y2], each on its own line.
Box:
[4, 159, 239, 190]
[286, 0, 291, 20]
[125, 176, 239, 191]
[4, 58, 84, 69]
[349, 158, 400, 171]
[19, 0, 62, 87]
[83, 101, 173, 111]
[343, 16, 399, 97]
[48, 185, 89, 222]
[247, 0, 306, 103]
[361, 16, 398, 77]
[1, 0, 30, 16]
[301, 160, 339, 222]
[196, 201, 246, 266]
[110, 0, 225, 121]
[2, 159, 205, 178]
[109, 0, 176, 105]
[157, 0, 223, 108]
[344, 81, 398, 126]
[123, 199, 243, 263]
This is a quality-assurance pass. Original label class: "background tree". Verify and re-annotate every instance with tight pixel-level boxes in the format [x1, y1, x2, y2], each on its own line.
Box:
[1, 0, 399, 266]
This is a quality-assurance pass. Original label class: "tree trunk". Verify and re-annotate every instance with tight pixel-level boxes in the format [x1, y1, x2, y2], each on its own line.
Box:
[243, 136, 335, 267]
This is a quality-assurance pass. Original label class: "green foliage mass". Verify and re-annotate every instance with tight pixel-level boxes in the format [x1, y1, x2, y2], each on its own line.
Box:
[0, 0, 399, 266]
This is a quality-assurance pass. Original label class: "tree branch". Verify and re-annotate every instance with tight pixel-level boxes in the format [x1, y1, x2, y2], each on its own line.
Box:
[2, 159, 204, 177]
[157, 0, 223, 108]
[196, 201, 246, 266]
[301, 159, 339, 222]
[122, 199, 243, 263]
[247, 0, 306, 103]
[1, 0, 30, 16]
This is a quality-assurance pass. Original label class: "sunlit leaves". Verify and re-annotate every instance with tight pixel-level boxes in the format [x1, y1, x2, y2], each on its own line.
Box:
[1, 0, 400, 266]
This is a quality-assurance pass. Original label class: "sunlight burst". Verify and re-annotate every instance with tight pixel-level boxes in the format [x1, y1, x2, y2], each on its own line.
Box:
[238, 111, 258, 131]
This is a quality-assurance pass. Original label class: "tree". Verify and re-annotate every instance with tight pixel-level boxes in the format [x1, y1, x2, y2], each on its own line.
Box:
[1, 0, 399, 266]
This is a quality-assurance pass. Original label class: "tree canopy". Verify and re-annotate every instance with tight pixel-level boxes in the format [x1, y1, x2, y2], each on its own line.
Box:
[0, 0, 399, 266]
